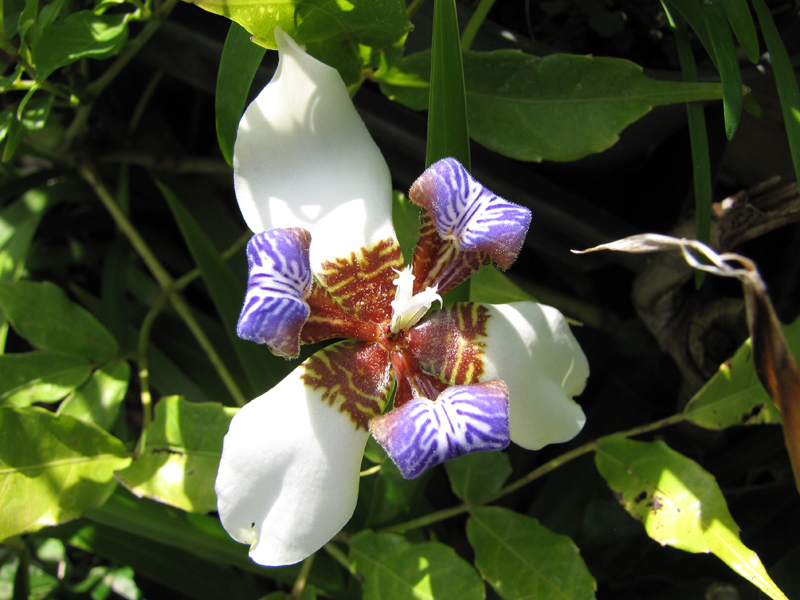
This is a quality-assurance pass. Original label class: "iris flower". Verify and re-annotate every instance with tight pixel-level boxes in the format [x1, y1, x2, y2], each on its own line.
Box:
[215, 29, 589, 567]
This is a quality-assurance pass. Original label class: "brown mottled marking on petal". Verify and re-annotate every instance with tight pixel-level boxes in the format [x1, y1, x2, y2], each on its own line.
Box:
[408, 303, 489, 386]
[411, 212, 490, 296]
[301, 340, 391, 430]
[316, 238, 403, 323]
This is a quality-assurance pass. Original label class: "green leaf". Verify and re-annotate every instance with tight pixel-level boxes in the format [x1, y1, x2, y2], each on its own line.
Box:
[159, 181, 289, 397]
[427, 0, 470, 169]
[445, 451, 511, 504]
[116, 396, 235, 513]
[378, 50, 724, 162]
[595, 436, 788, 600]
[349, 532, 484, 600]
[191, 0, 410, 86]
[469, 267, 534, 304]
[0, 189, 50, 281]
[467, 506, 596, 600]
[0, 280, 118, 361]
[30, 11, 130, 80]
[700, 0, 742, 139]
[684, 337, 784, 429]
[751, 0, 800, 185]
[216, 22, 266, 166]
[352, 453, 429, 528]
[0, 352, 92, 407]
[721, 0, 759, 63]
[0, 406, 130, 540]
[58, 359, 130, 431]
[392, 191, 421, 265]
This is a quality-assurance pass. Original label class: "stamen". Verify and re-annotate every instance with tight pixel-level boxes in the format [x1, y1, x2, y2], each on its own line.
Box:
[389, 266, 442, 334]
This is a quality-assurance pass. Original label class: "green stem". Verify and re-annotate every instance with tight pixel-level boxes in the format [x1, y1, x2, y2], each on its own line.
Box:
[79, 161, 247, 407]
[461, 0, 496, 51]
[288, 554, 315, 600]
[170, 293, 248, 407]
[78, 162, 172, 289]
[135, 289, 171, 455]
[380, 411, 688, 533]
[324, 541, 355, 575]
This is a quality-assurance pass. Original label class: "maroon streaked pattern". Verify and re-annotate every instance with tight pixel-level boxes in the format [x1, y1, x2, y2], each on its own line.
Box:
[410, 212, 490, 295]
[316, 238, 403, 322]
[301, 340, 392, 430]
[301, 284, 382, 344]
[370, 380, 510, 479]
[408, 303, 489, 386]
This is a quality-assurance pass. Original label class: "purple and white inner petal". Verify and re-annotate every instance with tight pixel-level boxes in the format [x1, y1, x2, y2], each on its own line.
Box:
[410, 158, 531, 269]
[370, 380, 510, 479]
[237, 228, 313, 359]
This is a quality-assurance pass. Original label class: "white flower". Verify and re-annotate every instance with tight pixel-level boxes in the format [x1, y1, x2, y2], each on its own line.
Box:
[215, 28, 589, 567]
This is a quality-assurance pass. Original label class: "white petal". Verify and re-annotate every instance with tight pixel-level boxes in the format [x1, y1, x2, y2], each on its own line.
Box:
[215, 367, 369, 566]
[233, 28, 395, 274]
[481, 302, 589, 450]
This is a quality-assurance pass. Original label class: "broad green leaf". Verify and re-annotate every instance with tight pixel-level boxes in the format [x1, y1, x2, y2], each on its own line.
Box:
[595, 436, 787, 600]
[58, 359, 130, 431]
[751, 0, 800, 184]
[721, 0, 759, 63]
[467, 506, 596, 600]
[427, 0, 470, 170]
[191, 0, 410, 86]
[30, 11, 130, 80]
[216, 21, 266, 166]
[700, 0, 742, 139]
[445, 451, 511, 504]
[684, 337, 783, 430]
[349, 532, 484, 600]
[159, 181, 288, 396]
[378, 50, 724, 162]
[0, 279, 118, 361]
[0, 352, 92, 407]
[469, 267, 534, 304]
[1, 91, 53, 162]
[116, 396, 235, 513]
[0, 406, 130, 540]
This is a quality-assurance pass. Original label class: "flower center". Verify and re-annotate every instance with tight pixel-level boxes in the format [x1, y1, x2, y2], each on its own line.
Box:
[389, 266, 442, 335]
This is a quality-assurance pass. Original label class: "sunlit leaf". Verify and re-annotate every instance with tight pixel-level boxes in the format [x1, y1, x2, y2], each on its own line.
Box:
[595, 436, 788, 600]
[350, 532, 484, 600]
[190, 0, 410, 85]
[445, 452, 512, 504]
[467, 506, 596, 600]
[58, 359, 130, 432]
[0, 279, 118, 361]
[0, 406, 130, 540]
[0, 352, 92, 407]
[30, 11, 130, 80]
[469, 267, 534, 304]
[116, 396, 235, 513]
[684, 336, 784, 430]
[378, 50, 724, 162]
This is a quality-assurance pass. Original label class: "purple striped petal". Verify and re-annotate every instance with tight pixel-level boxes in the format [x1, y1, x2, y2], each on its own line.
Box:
[237, 228, 312, 359]
[369, 380, 510, 479]
[410, 158, 531, 269]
